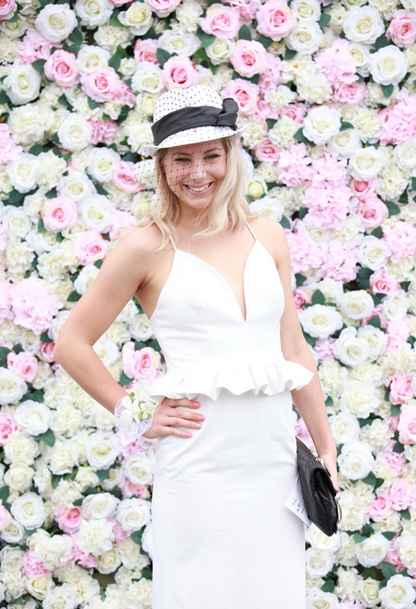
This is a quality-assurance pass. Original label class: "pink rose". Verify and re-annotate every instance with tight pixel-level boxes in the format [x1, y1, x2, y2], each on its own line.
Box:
[162, 56, 197, 89]
[41, 196, 78, 232]
[313, 338, 336, 361]
[55, 506, 82, 534]
[144, 0, 181, 17]
[280, 103, 306, 123]
[389, 374, 415, 404]
[378, 448, 405, 474]
[398, 405, 416, 444]
[88, 118, 117, 145]
[0, 412, 17, 446]
[122, 480, 148, 499]
[256, 0, 295, 40]
[383, 220, 416, 262]
[200, 4, 241, 38]
[369, 269, 400, 294]
[255, 138, 280, 162]
[230, 40, 268, 78]
[389, 479, 413, 511]
[385, 547, 406, 572]
[134, 39, 158, 64]
[21, 551, 50, 577]
[75, 230, 108, 264]
[334, 82, 366, 104]
[6, 351, 38, 382]
[368, 492, 393, 521]
[39, 341, 56, 363]
[222, 78, 259, 115]
[356, 196, 388, 229]
[0, 0, 16, 20]
[122, 342, 161, 382]
[0, 501, 11, 530]
[44, 50, 80, 88]
[80, 67, 120, 103]
[109, 0, 133, 4]
[349, 178, 377, 200]
[113, 161, 143, 192]
[386, 10, 416, 47]
[293, 287, 310, 311]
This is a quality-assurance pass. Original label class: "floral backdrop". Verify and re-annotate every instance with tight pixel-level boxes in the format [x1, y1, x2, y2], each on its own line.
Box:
[0, 0, 416, 607]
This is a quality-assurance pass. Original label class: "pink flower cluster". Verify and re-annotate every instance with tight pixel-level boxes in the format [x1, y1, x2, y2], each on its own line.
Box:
[10, 277, 62, 336]
[379, 93, 416, 144]
[0, 124, 21, 166]
[383, 220, 416, 262]
[18, 28, 53, 64]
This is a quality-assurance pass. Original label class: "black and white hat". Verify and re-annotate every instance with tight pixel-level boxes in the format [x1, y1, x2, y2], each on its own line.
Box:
[138, 85, 243, 157]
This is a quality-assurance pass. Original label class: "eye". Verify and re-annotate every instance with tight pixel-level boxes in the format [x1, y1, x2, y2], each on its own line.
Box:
[206, 154, 221, 160]
[174, 157, 191, 163]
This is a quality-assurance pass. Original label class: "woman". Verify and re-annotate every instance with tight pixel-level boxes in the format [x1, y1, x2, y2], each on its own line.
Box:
[54, 85, 339, 609]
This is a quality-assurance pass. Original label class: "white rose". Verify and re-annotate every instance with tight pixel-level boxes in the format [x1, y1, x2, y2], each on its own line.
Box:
[4, 62, 41, 105]
[158, 29, 200, 57]
[303, 107, 342, 145]
[340, 290, 374, 320]
[26, 574, 53, 600]
[116, 497, 151, 532]
[382, 290, 408, 321]
[122, 453, 153, 486]
[305, 547, 335, 578]
[77, 517, 115, 556]
[78, 195, 115, 232]
[176, 0, 203, 32]
[77, 44, 111, 74]
[349, 146, 387, 179]
[394, 139, 416, 171]
[306, 588, 340, 609]
[43, 584, 78, 609]
[75, 0, 113, 28]
[129, 314, 154, 342]
[0, 516, 25, 543]
[4, 463, 34, 492]
[92, 336, 119, 366]
[249, 196, 284, 221]
[286, 22, 324, 55]
[340, 380, 379, 418]
[370, 46, 408, 85]
[37, 151, 67, 190]
[291, 0, 321, 21]
[356, 532, 390, 567]
[338, 441, 375, 480]
[300, 304, 343, 339]
[330, 412, 360, 444]
[396, 532, 416, 570]
[305, 525, 340, 552]
[122, 113, 153, 150]
[87, 147, 120, 182]
[131, 62, 164, 94]
[0, 368, 27, 405]
[1, 206, 32, 239]
[7, 152, 39, 193]
[264, 85, 297, 113]
[3, 430, 39, 465]
[85, 431, 120, 470]
[348, 42, 371, 75]
[81, 492, 119, 520]
[334, 327, 370, 366]
[357, 235, 390, 270]
[73, 264, 99, 295]
[343, 6, 385, 44]
[358, 578, 380, 607]
[14, 400, 51, 436]
[329, 128, 362, 158]
[58, 114, 92, 152]
[10, 491, 46, 530]
[206, 37, 235, 64]
[35, 4, 77, 42]
[244, 174, 267, 199]
[379, 574, 416, 609]
[357, 326, 387, 361]
[96, 548, 122, 574]
[57, 171, 96, 202]
[119, 2, 153, 35]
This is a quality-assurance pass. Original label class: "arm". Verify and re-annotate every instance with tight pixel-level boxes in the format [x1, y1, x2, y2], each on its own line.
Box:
[53, 228, 152, 414]
[255, 218, 339, 488]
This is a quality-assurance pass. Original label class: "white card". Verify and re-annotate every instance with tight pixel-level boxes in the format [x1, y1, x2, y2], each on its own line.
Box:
[284, 475, 311, 528]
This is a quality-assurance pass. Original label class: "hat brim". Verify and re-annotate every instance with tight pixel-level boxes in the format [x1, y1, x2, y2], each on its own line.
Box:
[138, 125, 245, 158]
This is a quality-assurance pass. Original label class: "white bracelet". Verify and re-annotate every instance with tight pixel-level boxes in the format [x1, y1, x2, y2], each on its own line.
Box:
[114, 393, 156, 438]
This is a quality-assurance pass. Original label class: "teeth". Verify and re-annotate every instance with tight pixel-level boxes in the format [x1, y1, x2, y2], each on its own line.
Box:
[186, 183, 211, 192]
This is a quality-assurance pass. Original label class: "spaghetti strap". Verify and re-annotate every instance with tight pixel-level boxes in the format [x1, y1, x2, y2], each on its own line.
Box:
[246, 222, 257, 242]
[169, 234, 177, 251]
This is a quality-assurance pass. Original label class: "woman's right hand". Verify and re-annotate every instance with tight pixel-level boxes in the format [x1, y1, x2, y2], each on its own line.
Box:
[142, 397, 205, 440]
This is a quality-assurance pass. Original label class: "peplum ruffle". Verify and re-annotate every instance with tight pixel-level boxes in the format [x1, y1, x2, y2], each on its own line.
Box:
[149, 358, 314, 404]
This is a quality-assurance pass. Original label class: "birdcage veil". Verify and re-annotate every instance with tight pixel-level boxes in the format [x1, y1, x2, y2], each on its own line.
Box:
[134, 85, 253, 250]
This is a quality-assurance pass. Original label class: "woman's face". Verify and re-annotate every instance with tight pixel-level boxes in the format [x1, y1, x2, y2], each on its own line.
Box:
[162, 138, 227, 213]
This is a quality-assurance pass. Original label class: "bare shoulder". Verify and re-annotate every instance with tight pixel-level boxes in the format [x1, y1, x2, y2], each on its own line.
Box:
[248, 216, 287, 259]
[111, 222, 167, 268]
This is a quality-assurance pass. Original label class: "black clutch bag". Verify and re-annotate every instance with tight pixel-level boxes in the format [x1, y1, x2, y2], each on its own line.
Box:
[296, 437, 341, 537]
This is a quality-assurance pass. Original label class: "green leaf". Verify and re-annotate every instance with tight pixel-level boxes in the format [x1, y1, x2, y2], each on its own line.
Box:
[0, 485, 10, 503]
[304, 334, 317, 347]
[108, 13, 123, 26]
[293, 128, 311, 144]
[51, 474, 61, 489]
[311, 289, 325, 305]
[353, 533, 367, 543]
[200, 33, 216, 49]
[367, 316, 381, 328]
[30, 390, 44, 403]
[371, 226, 383, 238]
[68, 27, 83, 45]
[256, 34, 273, 48]
[340, 120, 354, 131]
[375, 477, 384, 490]
[295, 273, 306, 286]
[0, 346, 10, 366]
[325, 395, 333, 407]
[0, 89, 9, 104]
[88, 97, 101, 110]
[266, 118, 278, 130]
[411, 176, 416, 190]
[374, 34, 391, 50]
[321, 579, 335, 592]
[280, 215, 290, 229]
[24, 527, 38, 536]
[32, 59, 46, 73]
[392, 442, 405, 453]
[381, 84, 394, 98]
[67, 291, 81, 302]
[382, 531, 397, 540]
[130, 529, 144, 545]
[115, 104, 130, 124]
[45, 187, 57, 199]
[37, 218, 46, 233]
[250, 74, 259, 85]
[318, 13, 331, 28]
[399, 508, 411, 520]
[97, 468, 110, 481]
[119, 372, 133, 386]
[193, 47, 208, 61]
[362, 524, 374, 536]
[381, 561, 396, 579]
[284, 48, 297, 60]
[95, 183, 108, 196]
[109, 54, 122, 72]
[362, 472, 377, 485]
[358, 416, 372, 428]
[298, 206, 308, 219]
[238, 24, 252, 41]
[356, 267, 372, 289]
[385, 200, 400, 216]
[34, 429, 55, 447]
[390, 405, 401, 416]
[72, 498, 83, 506]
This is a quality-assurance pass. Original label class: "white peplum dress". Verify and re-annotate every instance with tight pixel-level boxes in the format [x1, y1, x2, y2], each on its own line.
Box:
[148, 223, 314, 609]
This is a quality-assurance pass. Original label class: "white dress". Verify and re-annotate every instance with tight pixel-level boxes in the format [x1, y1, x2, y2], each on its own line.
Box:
[148, 223, 314, 609]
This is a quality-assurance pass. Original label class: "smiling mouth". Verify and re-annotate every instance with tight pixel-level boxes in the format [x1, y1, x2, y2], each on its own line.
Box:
[184, 183, 213, 193]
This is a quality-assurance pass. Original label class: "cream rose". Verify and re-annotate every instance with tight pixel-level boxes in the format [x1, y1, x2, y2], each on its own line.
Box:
[119, 2, 153, 35]
[81, 492, 119, 520]
[329, 412, 360, 444]
[343, 6, 385, 44]
[42, 584, 78, 609]
[35, 4, 77, 42]
[303, 106, 342, 145]
[340, 380, 379, 418]
[300, 304, 343, 339]
[340, 290, 374, 320]
[76, 517, 115, 556]
[4, 62, 41, 105]
[357, 235, 390, 270]
[58, 114, 92, 152]
[4, 463, 34, 492]
[85, 431, 120, 470]
[77, 45, 111, 74]
[132, 62, 164, 94]
[349, 146, 387, 179]
[338, 440, 375, 480]
[329, 128, 362, 158]
[87, 147, 120, 182]
[7, 152, 39, 193]
[122, 453, 154, 486]
[286, 21, 324, 55]
[75, 0, 113, 28]
[0, 368, 28, 405]
[58, 171, 96, 202]
[370, 45, 409, 85]
[379, 574, 415, 609]
[116, 497, 151, 532]
[206, 37, 235, 64]
[10, 491, 46, 530]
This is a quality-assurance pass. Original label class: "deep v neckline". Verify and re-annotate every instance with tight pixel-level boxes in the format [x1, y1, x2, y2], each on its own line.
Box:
[176, 239, 258, 323]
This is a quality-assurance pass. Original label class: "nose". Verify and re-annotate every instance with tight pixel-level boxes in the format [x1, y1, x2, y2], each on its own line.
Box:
[188, 158, 207, 182]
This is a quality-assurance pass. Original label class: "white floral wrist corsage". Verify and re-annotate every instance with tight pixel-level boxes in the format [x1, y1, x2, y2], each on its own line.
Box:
[114, 392, 156, 437]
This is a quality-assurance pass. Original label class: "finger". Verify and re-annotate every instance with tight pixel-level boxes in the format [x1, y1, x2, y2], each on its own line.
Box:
[159, 426, 193, 438]
[166, 398, 201, 408]
[164, 416, 202, 429]
[173, 408, 205, 422]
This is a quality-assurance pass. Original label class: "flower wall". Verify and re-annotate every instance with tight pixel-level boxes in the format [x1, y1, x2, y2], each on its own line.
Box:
[0, 0, 416, 607]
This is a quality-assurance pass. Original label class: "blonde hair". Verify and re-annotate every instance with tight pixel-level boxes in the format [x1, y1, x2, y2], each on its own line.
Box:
[138, 137, 256, 250]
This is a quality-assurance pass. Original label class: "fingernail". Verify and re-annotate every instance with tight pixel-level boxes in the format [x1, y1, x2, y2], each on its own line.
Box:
[197, 414, 205, 421]
[186, 432, 193, 437]
[193, 401, 201, 407]
[195, 423, 202, 428]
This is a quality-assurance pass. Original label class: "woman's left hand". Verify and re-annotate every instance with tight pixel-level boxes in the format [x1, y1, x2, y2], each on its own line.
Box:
[318, 451, 340, 493]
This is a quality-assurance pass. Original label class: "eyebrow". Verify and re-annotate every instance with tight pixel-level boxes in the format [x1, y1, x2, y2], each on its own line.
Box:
[173, 147, 222, 156]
